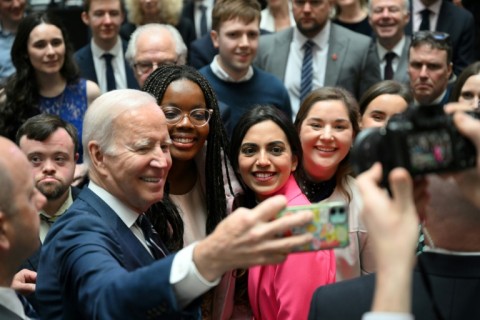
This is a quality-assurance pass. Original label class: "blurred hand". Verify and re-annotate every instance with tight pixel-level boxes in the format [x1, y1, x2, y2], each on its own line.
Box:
[72, 163, 88, 186]
[12, 269, 37, 296]
[193, 195, 313, 281]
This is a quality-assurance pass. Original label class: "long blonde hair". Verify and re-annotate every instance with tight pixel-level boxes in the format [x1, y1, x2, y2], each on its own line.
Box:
[126, 0, 183, 26]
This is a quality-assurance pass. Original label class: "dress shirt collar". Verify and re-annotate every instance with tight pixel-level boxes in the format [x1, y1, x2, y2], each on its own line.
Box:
[413, 0, 441, 16]
[376, 35, 406, 61]
[0, 287, 27, 319]
[210, 55, 254, 82]
[91, 36, 122, 60]
[293, 20, 330, 51]
[194, 0, 214, 10]
[39, 188, 73, 220]
[88, 181, 140, 228]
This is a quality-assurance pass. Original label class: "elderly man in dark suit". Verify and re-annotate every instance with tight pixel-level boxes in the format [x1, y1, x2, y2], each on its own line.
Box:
[255, 0, 381, 117]
[35, 89, 314, 320]
[0, 137, 46, 320]
[406, 0, 475, 75]
[75, 0, 139, 92]
[308, 106, 480, 320]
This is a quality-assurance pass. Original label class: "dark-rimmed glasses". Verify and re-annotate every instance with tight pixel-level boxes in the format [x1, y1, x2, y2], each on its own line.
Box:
[161, 106, 213, 127]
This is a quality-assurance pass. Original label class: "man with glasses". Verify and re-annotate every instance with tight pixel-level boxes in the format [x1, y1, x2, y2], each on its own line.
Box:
[75, 0, 139, 92]
[408, 31, 453, 106]
[125, 23, 188, 88]
[199, 0, 292, 136]
[255, 0, 380, 117]
[405, 0, 475, 76]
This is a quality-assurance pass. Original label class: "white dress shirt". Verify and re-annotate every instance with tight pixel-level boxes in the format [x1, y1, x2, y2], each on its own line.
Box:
[376, 36, 406, 79]
[284, 21, 330, 117]
[412, 0, 442, 32]
[88, 181, 220, 308]
[90, 36, 128, 93]
[210, 54, 254, 82]
[260, 3, 296, 33]
[0, 287, 29, 319]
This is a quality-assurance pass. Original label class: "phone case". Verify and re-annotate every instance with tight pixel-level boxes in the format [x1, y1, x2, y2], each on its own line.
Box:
[277, 201, 350, 251]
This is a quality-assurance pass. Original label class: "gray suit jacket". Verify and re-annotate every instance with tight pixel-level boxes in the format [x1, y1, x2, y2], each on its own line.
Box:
[371, 36, 411, 85]
[254, 23, 381, 100]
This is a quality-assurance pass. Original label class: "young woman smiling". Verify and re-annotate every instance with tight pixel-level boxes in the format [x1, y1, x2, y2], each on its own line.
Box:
[230, 105, 335, 320]
[294, 87, 375, 281]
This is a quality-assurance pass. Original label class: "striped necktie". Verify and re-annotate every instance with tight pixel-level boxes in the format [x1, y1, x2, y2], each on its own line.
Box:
[300, 40, 315, 103]
[136, 214, 168, 259]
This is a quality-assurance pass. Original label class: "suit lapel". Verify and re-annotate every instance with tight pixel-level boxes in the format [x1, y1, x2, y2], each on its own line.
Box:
[325, 25, 347, 86]
[84, 45, 98, 84]
[78, 189, 155, 267]
[273, 29, 293, 81]
[394, 36, 411, 84]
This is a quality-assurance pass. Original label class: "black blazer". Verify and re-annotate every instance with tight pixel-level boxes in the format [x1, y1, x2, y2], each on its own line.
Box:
[405, 0, 476, 75]
[74, 39, 139, 90]
[309, 252, 480, 320]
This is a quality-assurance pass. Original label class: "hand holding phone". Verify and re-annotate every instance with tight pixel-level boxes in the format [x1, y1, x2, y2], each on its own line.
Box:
[276, 201, 349, 252]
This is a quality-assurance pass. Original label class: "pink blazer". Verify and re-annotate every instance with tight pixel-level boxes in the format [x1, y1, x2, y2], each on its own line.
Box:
[248, 175, 336, 320]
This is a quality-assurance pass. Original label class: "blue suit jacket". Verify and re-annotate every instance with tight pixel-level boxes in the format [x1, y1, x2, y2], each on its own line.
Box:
[405, 0, 476, 76]
[36, 187, 200, 320]
[74, 40, 139, 90]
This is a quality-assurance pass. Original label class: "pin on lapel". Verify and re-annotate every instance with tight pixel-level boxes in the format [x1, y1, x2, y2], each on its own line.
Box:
[332, 53, 337, 61]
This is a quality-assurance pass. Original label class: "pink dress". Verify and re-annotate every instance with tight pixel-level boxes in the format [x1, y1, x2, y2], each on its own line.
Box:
[248, 175, 336, 320]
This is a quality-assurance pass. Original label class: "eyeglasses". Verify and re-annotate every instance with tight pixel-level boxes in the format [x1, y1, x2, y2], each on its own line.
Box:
[133, 60, 177, 75]
[161, 106, 213, 127]
[411, 31, 451, 46]
[292, 0, 326, 8]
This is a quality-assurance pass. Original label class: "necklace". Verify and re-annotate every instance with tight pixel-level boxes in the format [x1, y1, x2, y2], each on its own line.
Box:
[422, 225, 436, 249]
[297, 169, 337, 202]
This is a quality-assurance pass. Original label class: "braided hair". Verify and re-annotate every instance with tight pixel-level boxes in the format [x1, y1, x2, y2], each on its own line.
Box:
[143, 64, 236, 246]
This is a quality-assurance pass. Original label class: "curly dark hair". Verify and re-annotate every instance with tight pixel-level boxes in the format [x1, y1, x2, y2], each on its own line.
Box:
[0, 11, 79, 140]
[143, 64, 237, 249]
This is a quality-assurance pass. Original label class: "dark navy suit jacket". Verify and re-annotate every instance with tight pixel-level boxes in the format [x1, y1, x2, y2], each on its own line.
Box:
[74, 39, 139, 90]
[405, 0, 476, 75]
[36, 187, 200, 320]
[309, 252, 480, 320]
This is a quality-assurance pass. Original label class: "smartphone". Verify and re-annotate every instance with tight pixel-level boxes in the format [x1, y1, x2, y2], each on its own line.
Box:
[277, 201, 349, 252]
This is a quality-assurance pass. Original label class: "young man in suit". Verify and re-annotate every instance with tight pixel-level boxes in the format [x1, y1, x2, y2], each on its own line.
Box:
[0, 137, 46, 320]
[408, 31, 452, 106]
[406, 0, 475, 75]
[14, 114, 81, 311]
[369, 0, 411, 84]
[35, 89, 314, 319]
[75, 0, 139, 92]
[125, 23, 188, 87]
[308, 106, 480, 319]
[200, 0, 292, 135]
[255, 0, 380, 117]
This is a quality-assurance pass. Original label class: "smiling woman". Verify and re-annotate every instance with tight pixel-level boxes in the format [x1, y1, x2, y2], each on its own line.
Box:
[142, 64, 244, 319]
[229, 105, 335, 320]
[294, 86, 375, 281]
[0, 11, 100, 185]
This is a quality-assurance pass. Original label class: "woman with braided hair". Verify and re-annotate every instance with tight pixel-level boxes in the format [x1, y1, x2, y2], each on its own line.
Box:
[143, 64, 246, 319]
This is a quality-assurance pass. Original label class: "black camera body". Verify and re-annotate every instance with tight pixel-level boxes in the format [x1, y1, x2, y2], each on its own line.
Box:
[351, 104, 477, 185]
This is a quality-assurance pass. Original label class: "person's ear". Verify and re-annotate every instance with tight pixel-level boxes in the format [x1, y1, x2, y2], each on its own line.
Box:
[74, 152, 79, 163]
[0, 211, 11, 252]
[291, 155, 298, 172]
[211, 30, 219, 49]
[81, 11, 90, 26]
[88, 141, 108, 175]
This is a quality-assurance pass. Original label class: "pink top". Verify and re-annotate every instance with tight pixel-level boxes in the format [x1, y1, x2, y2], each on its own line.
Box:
[248, 175, 336, 320]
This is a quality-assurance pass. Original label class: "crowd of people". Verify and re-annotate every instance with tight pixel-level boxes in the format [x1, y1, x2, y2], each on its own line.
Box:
[0, 0, 479, 319]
